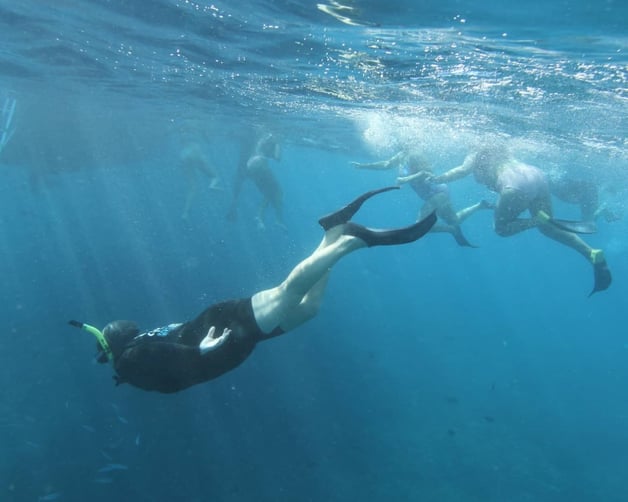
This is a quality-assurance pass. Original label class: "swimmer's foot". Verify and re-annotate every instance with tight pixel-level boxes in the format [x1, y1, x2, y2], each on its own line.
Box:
[318, 186, 399, 231]
[343, 211, 436, 247]
[589, 249, 612, 296]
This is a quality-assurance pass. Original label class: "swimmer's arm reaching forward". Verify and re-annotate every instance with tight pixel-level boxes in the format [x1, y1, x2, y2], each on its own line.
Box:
[351, 151, 406, 171]
[431, 155, 475, 184]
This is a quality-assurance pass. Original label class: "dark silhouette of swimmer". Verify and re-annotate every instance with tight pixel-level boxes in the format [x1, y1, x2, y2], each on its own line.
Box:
[71, 187, 436, 393]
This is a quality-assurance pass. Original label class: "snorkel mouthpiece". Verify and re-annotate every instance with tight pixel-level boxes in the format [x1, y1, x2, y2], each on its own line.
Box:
[69, 320, 113, 362]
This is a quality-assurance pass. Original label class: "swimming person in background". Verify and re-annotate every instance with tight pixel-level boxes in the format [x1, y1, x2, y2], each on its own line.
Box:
[180, 142, 223, 221]
[70, 187, 436, 393]
[424, 143, 612, 295]
[227, 131, 285, 230]
[352, 150, 492, 247]
[549, 176, 622, 227]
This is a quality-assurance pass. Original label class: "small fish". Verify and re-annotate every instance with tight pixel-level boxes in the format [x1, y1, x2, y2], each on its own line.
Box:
[483, 415, 495, 423]
[100, 450, 113, 461]
[38, 492, 61, 501]
[134, 434, 141, 446]
[93, 477, 113, 484]
[116, 415, 129, 425]
[81, 425, 95, 433]
[98, 463, 129, 473]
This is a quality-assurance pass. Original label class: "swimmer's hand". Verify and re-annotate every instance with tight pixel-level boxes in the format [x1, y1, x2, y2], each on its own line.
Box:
[199, 326, 232, 355]
[350, 161, 365, 169]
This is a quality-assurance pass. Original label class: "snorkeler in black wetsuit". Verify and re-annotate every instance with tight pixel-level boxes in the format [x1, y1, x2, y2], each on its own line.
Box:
[91, 299, 278, 393]
[70, 187, 436, 393]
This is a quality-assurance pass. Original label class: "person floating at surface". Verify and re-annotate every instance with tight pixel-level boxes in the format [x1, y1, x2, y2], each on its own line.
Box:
[549, 176, 622, 228]
[180, 142, 223, 221]
[424, 143, 611, 295]
[352, 150, 492, 247]
[70, 187, 436, 393]
[227, 131, 285, 230]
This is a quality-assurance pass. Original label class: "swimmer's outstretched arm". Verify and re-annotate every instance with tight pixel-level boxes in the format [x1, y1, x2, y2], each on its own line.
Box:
[397, 170, 430, 185]
[432, 156, 475, 184]
[351, 151, 405, 171]
[199, 326, 232, 355]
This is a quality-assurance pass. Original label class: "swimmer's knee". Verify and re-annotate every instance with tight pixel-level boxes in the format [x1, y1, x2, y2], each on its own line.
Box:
[299, 303, 320, 323]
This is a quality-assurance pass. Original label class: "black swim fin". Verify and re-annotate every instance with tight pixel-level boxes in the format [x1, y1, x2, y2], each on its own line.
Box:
[451, 227, 477, 248]
[590, 261, 612, 297]
[551, 218, 597, 235]
[318, 186, 399, 230]
[343, 211, 437, 247]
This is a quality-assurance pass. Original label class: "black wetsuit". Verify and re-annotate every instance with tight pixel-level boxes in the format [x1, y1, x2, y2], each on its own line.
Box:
[113, 298, 280, 393]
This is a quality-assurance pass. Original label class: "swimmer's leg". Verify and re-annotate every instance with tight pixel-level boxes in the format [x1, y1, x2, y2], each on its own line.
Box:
[456, 199, 494, 222]
[422, 194, 477, 247]
[256, 200, 269, 230]
[271, 194, 287, 230]
[536, 216, 611, 295]
[252, 231, 365, 333]
[493, 189, 537, 236]
[277, 272, 331, 332]
[252, 190, 436, 333]
[532, 198, 612, 295]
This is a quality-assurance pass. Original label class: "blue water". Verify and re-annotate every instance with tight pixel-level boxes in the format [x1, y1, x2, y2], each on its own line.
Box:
[1, 1, 627, 501]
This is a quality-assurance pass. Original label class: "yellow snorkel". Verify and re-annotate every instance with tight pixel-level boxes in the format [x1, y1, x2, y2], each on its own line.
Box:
[68, 320, 113, 362]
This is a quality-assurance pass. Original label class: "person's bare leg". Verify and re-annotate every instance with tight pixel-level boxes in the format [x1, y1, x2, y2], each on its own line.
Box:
[256, 200, 269, 230]
[494, 189, 538, 236]
[252, 227, 363, 334]
[271, 195, 287, 230]
[532, 195, 611, 294]
[537, 221, 592, 258]
[252, 188, 437, 334]
[456, 200, 493, 223]
[278, 272, 331, 332]
[425, 195, 476, 247]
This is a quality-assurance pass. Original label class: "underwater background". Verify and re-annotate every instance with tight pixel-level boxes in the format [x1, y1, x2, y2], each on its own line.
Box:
[1, 1, 627, 501]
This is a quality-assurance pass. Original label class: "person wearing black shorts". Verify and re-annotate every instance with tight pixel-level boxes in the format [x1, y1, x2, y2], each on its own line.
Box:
[70, 187, 436, 393]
